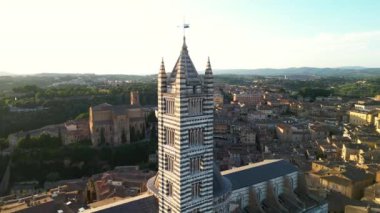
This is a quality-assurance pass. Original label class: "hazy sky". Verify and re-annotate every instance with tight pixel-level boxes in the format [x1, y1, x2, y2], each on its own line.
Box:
[1, 0, 380, 75]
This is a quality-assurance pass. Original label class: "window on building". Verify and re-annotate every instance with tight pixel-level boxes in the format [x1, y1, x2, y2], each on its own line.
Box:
[290, 178, 294, 190]
[190, 156, 202, 174]
[166, 155, 174, 172]
[273, 183, 279, 196]
[167, 181, 173, 197]
[191, 208, 200, 213]
[256, 188, 262, 201]
[165, 99, 175, 114]
[191, 182, 201, 199]
[189, 128, 203, 146]
[188, 98, 203, 116]
[166, 128, 175, 146]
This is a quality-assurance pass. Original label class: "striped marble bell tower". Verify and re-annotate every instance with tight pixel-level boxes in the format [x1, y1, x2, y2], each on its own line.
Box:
[157, 36, 214, 213]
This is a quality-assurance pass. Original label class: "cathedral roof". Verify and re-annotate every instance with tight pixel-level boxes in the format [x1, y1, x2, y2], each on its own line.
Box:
[213, 164, 232, 197]
[168, 36, 201, 86]
[222, 159, 298, 191]
[89, 193, 158, 213]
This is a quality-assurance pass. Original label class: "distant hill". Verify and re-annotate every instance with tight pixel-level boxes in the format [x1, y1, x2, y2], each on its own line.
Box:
[213, 67, 380, 78]
[1, 67, 380, 78]
[0, 71, 13, 76]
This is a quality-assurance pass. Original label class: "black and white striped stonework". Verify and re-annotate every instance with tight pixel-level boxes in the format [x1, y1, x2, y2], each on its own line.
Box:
[157, 38, 214, 213]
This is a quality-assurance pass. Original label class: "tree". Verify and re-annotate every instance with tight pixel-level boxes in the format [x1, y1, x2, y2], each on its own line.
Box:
[146, 111, 157, 123]
[100, 128, 106, 145]
[140, 126, 146, 140]
[121, 129, 127, 144]
[130, 126, 136, 142]
[150, 126, 157, 142]
[75, 112, 89, 120]
[46, 172, 61, 181]
[0, 138, 9, 151]
[223, 91, 233, 103]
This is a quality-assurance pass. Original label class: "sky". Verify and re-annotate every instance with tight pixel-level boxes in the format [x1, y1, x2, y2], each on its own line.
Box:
[1, 0, 380, 75]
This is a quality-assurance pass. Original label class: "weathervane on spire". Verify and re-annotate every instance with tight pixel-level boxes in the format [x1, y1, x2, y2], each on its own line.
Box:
[182, 23, 190, 36]
[178, 19, 190, 37]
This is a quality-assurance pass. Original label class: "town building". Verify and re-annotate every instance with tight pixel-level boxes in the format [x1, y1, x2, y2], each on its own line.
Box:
[85, 166, 156, 204]
[357, 135, 380, 149]
[375, 112, 380, 133]
[233, 92, 263, 106]
[63, 119, 90, 145]
[310, 161, 374, 199]
[276, 123, 310, 143]
[239, 127, 257, 144]
[213, 92, 224, 107]
[361, 183, 380, 205]
[89, 92, 149, 146]
[349, 100, 380, 126]
[341, 143, 369, 163]
[349, 109, 378, 126]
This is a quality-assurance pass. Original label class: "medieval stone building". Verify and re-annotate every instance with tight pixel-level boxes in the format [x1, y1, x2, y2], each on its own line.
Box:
[89, 92, 148, 146]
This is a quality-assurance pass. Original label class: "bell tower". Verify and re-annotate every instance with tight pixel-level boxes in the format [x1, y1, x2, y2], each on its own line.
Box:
[157, 36, 214, 213]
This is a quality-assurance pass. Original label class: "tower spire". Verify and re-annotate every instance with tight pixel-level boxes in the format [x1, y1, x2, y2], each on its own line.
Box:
[182, 36, 188, 52]
[205, 57, 213, 94]
[160, 57, 166, 74]
[158, 58, 167, 94]
[206, 56, 212, 72]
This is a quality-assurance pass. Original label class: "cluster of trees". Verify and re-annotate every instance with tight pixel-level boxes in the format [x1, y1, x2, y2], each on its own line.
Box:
[0, 99, 8, 112]
[221, 89, 233, 103]
[8, 85, 109, 107]
[0, 98, 91, 138]
[0, 75, 70, 93]
[129, 126, 145, 142]
[11, 133, 157, 185]
[18, 134, 62, 149]
[333, 78, 380, 98]
[277, 77, 380, 100]
[0, 155, 10, 180]
[0, 138, 9, 151]
[214, 75, 262, 85]
[0, 82, 158, 138]
[295, 78, 380, 100]
[7, 82, 158, 107]
[298, 88, 332, 100]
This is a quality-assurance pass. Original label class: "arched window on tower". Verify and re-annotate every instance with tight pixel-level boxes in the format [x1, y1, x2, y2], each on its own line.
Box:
[189, 128, 203, 146]
[165, 99, 175, 115]
[165, 128, 175, 146]
[188, 98, 203, 116]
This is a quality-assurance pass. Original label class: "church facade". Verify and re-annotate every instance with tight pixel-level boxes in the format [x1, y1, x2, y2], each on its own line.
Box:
[89, 92, 148, 146]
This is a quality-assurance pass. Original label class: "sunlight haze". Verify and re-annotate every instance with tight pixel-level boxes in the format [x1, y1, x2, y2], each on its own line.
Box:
[1, 0, 380, 75]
